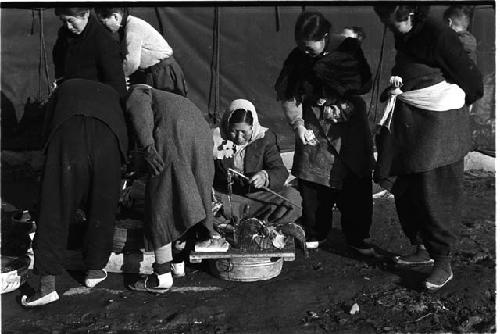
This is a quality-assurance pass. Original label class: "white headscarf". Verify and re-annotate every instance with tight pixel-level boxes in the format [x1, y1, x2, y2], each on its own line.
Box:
[213, 99, 269, 159]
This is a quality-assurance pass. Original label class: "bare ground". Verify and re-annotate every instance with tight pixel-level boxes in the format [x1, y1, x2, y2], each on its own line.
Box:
[1, 153, 495, 333]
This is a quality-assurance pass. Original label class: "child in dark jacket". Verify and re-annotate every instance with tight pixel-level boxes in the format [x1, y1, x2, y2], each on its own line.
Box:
[443, 5, 477, 64]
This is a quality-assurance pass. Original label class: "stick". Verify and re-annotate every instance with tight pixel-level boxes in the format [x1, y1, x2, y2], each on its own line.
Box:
[227, 168, 302, 210]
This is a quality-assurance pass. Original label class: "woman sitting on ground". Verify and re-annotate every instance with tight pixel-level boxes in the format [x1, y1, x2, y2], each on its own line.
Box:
[212, 99, 302, 227]
[95, 7, 188, 96]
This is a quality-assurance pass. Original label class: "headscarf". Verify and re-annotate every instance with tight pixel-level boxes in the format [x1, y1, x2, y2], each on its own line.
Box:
[220, 99, 268, 142]
[213, 99, 269, 159]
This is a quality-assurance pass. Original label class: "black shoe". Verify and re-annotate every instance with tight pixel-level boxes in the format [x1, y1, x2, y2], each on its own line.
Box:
[424, 261, 453, 291]
[348, 240, 376, 257]
[393, 245, 434, 266]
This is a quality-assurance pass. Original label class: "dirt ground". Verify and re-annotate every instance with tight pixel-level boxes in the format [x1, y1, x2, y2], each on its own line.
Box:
[1, 152, 495, 333]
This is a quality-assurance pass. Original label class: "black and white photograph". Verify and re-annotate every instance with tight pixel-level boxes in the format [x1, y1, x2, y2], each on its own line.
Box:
[0, 1, 495, 332]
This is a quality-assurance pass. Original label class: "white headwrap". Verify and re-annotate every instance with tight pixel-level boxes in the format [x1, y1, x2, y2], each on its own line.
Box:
[213, 99, 269, 159]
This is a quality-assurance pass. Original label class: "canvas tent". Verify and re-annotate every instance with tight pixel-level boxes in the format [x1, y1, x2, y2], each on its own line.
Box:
[0, 4, 495, 152]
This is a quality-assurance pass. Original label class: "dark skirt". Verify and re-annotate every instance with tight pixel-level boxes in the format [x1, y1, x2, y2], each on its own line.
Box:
[374, 101, 471, 191]
[129, 57, 188, 97]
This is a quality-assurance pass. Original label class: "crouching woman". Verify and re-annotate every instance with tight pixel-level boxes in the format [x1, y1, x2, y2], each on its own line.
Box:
[213, 99, 302, 226]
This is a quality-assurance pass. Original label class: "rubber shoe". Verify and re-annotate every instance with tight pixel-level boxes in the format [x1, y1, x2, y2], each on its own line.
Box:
[305, 239, 327, 249]
[394, 245, 434, 266]
[84, 269, 107, 288]
[425, 265, 453, 291]
[21, 291, 59, 307]
[171, 262, 185, 277]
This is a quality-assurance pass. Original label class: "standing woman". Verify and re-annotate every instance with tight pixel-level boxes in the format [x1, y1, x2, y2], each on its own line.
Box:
[95, 7, 188, 96]
[275, 12, 374, 253]
[53, 7, 126, 98]
[373, 5, 483, 290]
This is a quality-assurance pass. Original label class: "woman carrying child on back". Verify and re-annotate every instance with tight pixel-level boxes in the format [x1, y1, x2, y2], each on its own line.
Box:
[95, 7, 188, 96]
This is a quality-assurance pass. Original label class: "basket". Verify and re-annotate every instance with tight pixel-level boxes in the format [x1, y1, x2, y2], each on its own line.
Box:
[209, 256, 283, 282]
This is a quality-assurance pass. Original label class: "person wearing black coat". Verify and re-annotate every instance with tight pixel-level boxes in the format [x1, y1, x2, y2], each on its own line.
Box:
[52, 7, 127, 99]
[21, 79, 128, 307]
[373, 5, 483, 291]
[275, 12, 374, 252]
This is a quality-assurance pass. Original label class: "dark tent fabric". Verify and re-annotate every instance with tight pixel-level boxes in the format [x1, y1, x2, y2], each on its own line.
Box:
[1, 5, 495, 152]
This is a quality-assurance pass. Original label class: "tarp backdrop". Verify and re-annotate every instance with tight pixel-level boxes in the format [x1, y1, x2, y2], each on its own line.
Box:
[1, 4, 495, 152]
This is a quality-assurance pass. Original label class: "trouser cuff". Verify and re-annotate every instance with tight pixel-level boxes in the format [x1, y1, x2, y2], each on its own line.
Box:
[152, 262, 171, 275]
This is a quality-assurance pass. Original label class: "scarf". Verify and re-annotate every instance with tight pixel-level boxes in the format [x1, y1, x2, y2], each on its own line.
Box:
[213, 99, 268, 162]
[379, 80, 466, 131]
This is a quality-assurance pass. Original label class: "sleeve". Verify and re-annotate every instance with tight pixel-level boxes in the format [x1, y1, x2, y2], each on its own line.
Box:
[435, 29, 483, 105]
[126, 86, 155, 149]
[262, 132, 289, 191]
[123, 30, 143, 77]
[95, 31, 127, 98]
[281, 99, 304, 128]
[274, 48, 309, 102]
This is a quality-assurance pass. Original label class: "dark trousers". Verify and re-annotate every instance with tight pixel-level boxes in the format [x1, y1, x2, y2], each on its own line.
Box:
[33, 116, 122, 275]
[393, 159, 464, 259]
[298, 171, 373, 243]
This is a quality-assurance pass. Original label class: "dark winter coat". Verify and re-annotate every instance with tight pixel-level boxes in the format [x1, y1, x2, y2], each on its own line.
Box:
[42, 78, 128, 161]
[374, 18, 484, 188]
[52, 15, 127, 98]
[275, 37, 374, 189]
[126, 85, 214, 248]
[213, 130, 289, 195]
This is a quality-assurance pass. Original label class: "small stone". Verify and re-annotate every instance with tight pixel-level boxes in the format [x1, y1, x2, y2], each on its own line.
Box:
[307, 311, 320, 319]
[349, 303, 360, 315]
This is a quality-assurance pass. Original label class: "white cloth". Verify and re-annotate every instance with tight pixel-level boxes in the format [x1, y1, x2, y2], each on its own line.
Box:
[123, 16, 173, 77]
[378, 81, 466, 130]
[233, 144, 247, 172]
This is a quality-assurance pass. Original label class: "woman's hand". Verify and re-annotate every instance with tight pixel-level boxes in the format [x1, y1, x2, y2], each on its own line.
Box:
[250, 170, 268, 189]
[296, 125, 318, 146]
[144, 145, 164, 176]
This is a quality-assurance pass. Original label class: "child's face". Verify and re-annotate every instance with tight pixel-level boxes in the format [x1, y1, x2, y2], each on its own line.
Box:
[98, 13, 122, 33]
[59, 12, 89, 35]
[228, 122, 253, 145]
[388, 13, 414, 35]
[298, 37, 327, 57]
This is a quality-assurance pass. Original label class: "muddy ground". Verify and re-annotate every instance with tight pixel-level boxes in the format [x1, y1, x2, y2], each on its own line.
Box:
[1, 152, 495, 333]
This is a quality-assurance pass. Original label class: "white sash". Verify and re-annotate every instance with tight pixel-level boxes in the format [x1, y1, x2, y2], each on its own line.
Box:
[379, 81, 466, 130]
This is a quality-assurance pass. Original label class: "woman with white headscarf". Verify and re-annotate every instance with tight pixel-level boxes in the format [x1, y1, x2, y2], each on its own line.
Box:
[212, 99, 302, 225]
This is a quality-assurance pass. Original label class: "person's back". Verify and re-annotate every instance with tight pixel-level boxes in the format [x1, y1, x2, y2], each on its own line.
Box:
[124, 15, 173, 76]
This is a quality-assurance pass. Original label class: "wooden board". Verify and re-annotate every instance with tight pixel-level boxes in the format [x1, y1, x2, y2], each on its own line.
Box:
[189, 237, 295, 263]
